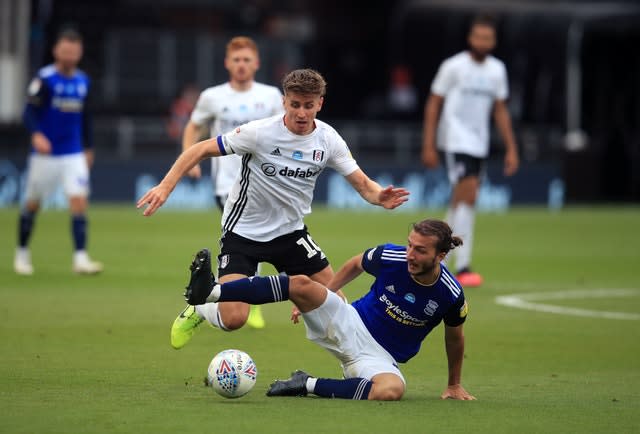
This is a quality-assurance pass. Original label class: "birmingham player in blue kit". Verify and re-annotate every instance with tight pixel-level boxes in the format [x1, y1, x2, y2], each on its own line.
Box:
[14, 29, 102, 275]
[184, 219, 475, 401]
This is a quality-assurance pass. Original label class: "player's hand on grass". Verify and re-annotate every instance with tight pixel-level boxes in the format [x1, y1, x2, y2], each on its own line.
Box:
[440, 384, 476, 400]
[378, 186, 410, 209]
[290, 306, 301, 324]
[504, 148, 519, 177]
[137, 184, 171, 216]
[32, 132, 52, 154]
[421, 146, 439, 169]
[186, 164, 202, 179]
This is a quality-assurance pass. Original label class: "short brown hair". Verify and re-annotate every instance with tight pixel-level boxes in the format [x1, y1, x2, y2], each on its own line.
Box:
[412, 219, 463, 254]
[226, 36, 259, 56]
[282, 69, 327, 96]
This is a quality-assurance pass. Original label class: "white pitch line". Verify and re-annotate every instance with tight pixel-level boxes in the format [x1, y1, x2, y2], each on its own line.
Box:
[495, 289, 640, 320]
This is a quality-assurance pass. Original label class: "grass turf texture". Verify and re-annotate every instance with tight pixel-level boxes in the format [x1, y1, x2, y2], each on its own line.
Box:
[0, 205, 638, 434]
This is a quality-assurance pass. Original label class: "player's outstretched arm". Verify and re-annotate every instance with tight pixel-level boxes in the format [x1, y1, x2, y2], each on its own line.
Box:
[136, 138, 221, 216]
[441, 324, 476, 400]
[345, 169, 409, 209]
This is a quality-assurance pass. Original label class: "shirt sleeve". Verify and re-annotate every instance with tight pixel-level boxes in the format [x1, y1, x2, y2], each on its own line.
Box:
[495, 62, 509, 100]
[22, 76, 49, 133]
[361, 245, 385, 276]
[443, 295, 468, 327]
[217, 120, 259, 156]
[430, 59, 455, 97]
[190, 91, 214, 126]
[327, 129, 359, 176]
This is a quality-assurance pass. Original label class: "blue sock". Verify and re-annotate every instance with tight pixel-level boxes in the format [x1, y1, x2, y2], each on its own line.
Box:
[218, 275, 289, 304]
[18, 211, 36, 247]
[312, 378, 373, 400]
[71, 215, 87, 251]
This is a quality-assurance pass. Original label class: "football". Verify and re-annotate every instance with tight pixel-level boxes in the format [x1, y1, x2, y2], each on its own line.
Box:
[207, 349, 257, 398]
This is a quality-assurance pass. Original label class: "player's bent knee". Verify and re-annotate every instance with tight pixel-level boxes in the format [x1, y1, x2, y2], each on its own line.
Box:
[218, 302, 250, 330]
[368, 374, 405, 401]
[368, 384, 404, 401]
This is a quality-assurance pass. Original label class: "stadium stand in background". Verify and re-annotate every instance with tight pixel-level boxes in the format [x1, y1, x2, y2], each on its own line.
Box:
[1, 0, 639, 203]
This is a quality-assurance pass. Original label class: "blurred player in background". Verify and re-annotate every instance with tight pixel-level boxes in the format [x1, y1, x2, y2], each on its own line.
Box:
[422, 14, 519, 287]
[14, 28, 102, 276]
[184, 219, 473, 401]
[137, 68, 409, 349]
[181, 36, 284, 329]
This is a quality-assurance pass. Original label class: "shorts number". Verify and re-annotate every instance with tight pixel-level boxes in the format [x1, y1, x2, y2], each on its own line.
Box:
[296, 235, 322, 259]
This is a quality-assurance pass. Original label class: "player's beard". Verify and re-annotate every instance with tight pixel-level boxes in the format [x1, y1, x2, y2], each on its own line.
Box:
[408, 257, 437, 279]
[469, 47, 490, 61]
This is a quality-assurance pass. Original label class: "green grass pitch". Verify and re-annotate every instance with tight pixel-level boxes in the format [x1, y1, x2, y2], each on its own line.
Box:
[0, 205, 638, 433]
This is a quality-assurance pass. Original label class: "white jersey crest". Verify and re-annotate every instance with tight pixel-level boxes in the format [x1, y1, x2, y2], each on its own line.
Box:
[217, 116, 359, 241]
[190, 82, 283, 196]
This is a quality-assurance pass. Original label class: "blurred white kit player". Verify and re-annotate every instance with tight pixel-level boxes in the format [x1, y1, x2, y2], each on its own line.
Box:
[191, 81, 282, 207]
[422, 15, 519, 287]
[182, 37, 282, 329]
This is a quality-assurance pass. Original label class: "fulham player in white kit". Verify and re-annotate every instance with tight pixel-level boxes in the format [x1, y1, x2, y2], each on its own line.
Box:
[182, 36, 283, 328]
[422, 15, 519, 287]
[137, 69, 409, 349]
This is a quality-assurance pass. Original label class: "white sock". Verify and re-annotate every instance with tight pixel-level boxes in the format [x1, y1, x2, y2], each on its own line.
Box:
[73, 250, 89, 263]
[195, 302, 229, 331]
[206, 284, 221, 303]
[306, 377, 317, 393]
[450, 203, 475, 272]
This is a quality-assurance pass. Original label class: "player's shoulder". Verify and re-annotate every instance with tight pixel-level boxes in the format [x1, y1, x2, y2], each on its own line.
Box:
[313, 118, 342, 138]
[37, 64, 57, 79]
[200, 83, 231, 98]
[438, 263, 464, 298]
[253, 81, 281, 94]
[379, 243, 407, 263]
[237, 114, 280, 133]
[442, 51, 469, 67]
[73, 69, 90, 86]
[485, 55, 507, 72]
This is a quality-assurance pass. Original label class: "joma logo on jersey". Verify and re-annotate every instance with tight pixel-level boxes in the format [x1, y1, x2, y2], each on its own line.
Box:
[261, 163, 320, 179]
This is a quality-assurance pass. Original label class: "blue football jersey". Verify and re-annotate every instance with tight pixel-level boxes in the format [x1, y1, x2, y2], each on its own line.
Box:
[23, 64, 90, 155]
[352, 244, 468, 363]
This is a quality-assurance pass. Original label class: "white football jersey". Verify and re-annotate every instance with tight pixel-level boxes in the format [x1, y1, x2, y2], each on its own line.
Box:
[190, 82, 283, 196]
[431, 51, 509, 158]
[217, 115, 359, 241]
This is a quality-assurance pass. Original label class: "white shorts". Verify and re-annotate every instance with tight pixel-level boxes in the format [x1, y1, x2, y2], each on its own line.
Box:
[302, 290, 405, 384]
[24, 153, 90, 201]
